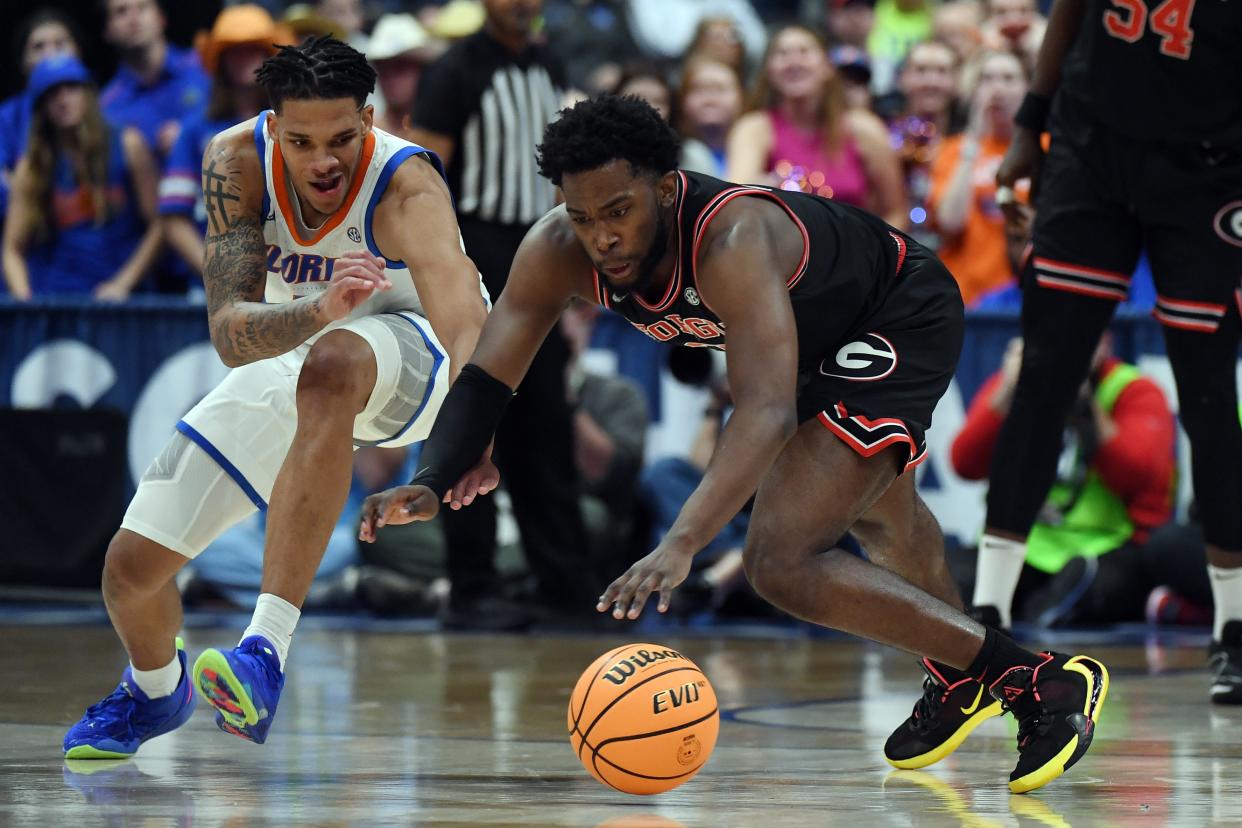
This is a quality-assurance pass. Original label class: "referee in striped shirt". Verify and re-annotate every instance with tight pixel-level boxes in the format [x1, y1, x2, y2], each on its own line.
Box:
[409, 0, 594, 627]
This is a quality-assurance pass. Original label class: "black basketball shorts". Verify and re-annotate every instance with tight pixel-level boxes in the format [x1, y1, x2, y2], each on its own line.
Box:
[1031, 114, 1242, 333]
[797, 239, 965, 473]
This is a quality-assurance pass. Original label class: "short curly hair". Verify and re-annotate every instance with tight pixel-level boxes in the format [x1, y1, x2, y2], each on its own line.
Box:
[536, 95, 681, 187]
[257, 35, 377, 111]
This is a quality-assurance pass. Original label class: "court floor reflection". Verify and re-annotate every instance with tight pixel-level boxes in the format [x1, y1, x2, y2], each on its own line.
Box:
[1, 622, 1239, 826]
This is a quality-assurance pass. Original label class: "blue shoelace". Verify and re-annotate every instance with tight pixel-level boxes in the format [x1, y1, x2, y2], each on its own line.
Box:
[79, 685, 138, 740]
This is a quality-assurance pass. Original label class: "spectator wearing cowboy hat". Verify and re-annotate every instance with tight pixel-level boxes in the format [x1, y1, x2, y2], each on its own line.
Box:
[368, 14, 444, 139]
[158, 5, 287, 282]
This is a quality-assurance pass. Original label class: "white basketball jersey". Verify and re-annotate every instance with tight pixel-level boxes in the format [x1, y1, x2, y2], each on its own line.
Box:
[254, 114, 488, 326]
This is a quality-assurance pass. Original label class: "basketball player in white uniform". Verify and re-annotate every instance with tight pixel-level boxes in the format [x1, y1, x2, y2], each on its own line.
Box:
[63, 36, 490, 756]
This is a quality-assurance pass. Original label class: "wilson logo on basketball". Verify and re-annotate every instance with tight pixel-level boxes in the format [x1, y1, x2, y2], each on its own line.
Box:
[569, 642, 719, 794]
[1213, 201, 1242, 248]
[652, 680, 702, 713]
[601, 648, 685, 685]
[819, 333, 898, 382]
[677, 734, 702, 765]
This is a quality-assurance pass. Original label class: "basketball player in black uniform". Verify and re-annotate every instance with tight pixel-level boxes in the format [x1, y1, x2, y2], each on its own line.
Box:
[359, 96, 1109, 793]
[975, 0, 1242, 704]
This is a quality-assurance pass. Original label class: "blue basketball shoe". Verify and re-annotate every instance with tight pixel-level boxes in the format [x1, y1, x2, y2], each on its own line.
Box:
[193, 635, 285, 744]
[63, 638, 196, 759]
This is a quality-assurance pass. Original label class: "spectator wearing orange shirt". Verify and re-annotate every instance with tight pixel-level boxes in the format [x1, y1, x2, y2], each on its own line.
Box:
[928, 50, 1027, 306]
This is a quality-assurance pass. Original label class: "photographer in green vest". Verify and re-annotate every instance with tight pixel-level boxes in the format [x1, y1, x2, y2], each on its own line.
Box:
[954, 333, 1178, 627]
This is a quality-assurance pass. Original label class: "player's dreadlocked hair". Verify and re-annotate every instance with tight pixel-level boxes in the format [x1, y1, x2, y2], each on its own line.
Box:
[536, 95, 681, 187]
[255, 35, 377, 111]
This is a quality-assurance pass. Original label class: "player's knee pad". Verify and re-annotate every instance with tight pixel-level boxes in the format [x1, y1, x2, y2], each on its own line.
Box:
[348, 312, 445, 448]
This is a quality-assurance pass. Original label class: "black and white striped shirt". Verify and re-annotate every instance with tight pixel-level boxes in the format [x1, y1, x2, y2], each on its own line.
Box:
[412, 32, 565, 227]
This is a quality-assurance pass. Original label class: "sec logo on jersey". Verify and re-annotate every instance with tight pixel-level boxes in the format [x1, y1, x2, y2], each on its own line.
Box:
[819, 333, 897, 382]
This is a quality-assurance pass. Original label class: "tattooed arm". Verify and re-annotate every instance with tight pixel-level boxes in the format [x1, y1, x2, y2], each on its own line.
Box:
[201, 123, 388, 367]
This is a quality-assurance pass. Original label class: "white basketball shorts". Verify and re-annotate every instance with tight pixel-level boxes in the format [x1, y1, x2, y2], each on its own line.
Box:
[120, 311, 448, 558]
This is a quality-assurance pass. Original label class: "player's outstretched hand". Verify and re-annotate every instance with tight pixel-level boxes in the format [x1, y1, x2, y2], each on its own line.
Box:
[597, 544, 695, 620]
[358, 484, 439, 542]
[319, 251, 392, 321]
[443, 454, 500, 510]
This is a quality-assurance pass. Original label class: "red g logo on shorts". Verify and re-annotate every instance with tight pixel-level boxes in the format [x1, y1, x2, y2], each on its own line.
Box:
[1213, 201, 1242, 248]
[819, 333, 898, 382]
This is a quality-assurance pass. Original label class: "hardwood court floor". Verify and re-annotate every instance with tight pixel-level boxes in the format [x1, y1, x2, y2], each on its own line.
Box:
[1, 619, 1240, 827]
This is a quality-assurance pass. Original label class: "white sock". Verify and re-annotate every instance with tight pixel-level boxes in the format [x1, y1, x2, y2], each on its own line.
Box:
[130, 650, 182, 700]
[242, 593, 301, 671]
[1209, 565, 1242, 641]
[972, 534, 1027, 629]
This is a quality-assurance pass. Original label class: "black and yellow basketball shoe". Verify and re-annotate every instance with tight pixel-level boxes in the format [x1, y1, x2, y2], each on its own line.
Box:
[989, 651, 1109, 794]
[1209, 620, 1242, 704]
[884, 658, 1003, 769]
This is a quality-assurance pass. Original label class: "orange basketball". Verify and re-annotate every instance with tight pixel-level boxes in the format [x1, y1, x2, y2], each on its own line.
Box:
[568, 643, 719, 795]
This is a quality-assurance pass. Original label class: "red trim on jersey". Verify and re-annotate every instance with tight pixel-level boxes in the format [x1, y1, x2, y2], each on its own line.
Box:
[630, 171, 687, 313]
[889, 232, 907, 275]
[834, 402, 907, 430]
[1036, 274, 1128, 301]
[592, 269, 611, 309]
[1153, 309, 1219, 332]
[1155, 294, 1227, 315]
[688, 186, 812, 314]
[906, 444, 930, 470]
[817, 402, 925, 472]
[1033, 256, 1130, 285]
[817, 411, 924, 471]
[817, 411, 913, 455]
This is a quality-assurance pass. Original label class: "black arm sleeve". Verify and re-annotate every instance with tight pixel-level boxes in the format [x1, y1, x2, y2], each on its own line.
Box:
[408, 363, 514, 498]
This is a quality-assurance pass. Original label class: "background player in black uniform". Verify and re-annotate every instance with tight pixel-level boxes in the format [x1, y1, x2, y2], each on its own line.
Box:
[976, 0, 1242, 704]
[360, 96, 1109, 793]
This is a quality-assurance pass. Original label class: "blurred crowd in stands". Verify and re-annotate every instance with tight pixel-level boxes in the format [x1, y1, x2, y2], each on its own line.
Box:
[0, 0, 1077, 306]
[4, 0, 1202, 631]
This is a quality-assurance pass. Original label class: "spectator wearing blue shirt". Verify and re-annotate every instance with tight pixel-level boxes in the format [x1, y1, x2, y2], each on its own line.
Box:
[160, 5, 282, 280]
[1, 56, 161, 299]
[1, 10, 84, 216]
[100, 0, 210, 160]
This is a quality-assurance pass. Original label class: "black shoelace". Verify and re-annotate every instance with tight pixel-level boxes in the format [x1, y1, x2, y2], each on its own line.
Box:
[996, 673, 1050, 751]
[911, 676, 945, 733]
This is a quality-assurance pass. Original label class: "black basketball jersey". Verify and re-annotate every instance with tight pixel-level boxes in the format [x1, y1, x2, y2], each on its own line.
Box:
[591, 171, 909, 373]
[1056, 0, 1242, 146]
